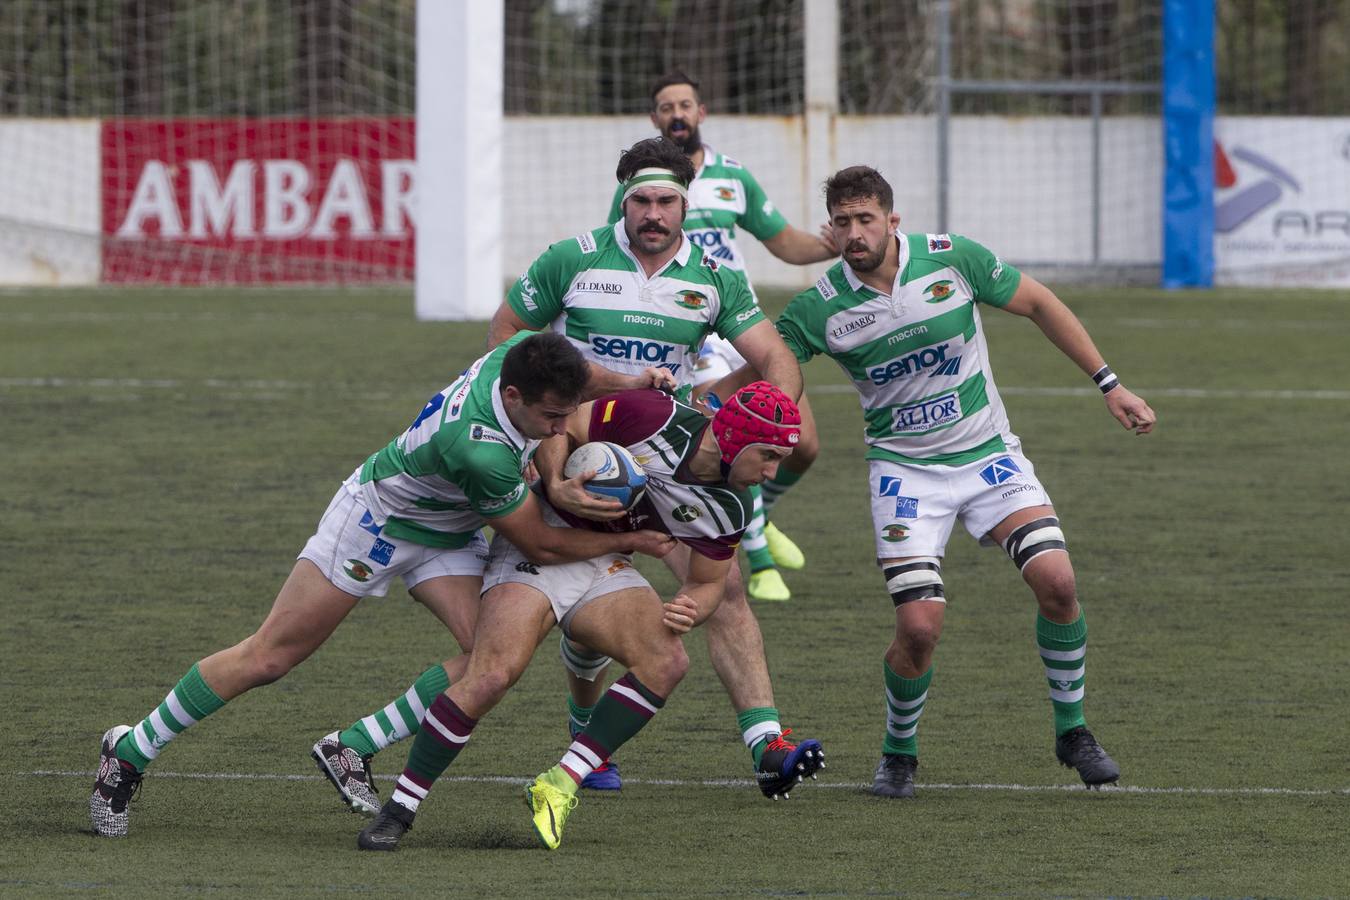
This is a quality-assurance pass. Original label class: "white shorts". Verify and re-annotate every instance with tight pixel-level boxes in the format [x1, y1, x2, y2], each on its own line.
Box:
[867, 446, 1053, 561]
[298, 484, 489, 598]
[481, 506, 651, 636]
[692, 334, 747, 387]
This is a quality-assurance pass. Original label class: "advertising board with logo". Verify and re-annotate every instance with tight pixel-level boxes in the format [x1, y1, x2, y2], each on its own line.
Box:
[101, 118, 415, 283]
[1214, 120, 1350, 286]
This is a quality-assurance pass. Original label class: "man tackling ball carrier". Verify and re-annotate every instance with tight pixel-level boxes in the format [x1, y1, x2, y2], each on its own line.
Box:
[355, 381, 822, 852]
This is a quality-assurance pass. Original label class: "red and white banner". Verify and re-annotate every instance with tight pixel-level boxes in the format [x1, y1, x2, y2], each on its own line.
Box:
[101, 118, 415, 283]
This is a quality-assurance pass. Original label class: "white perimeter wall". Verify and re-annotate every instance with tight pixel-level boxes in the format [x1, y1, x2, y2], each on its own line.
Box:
[29, 115, 1350, 290]
[506, 115, 1164, 290]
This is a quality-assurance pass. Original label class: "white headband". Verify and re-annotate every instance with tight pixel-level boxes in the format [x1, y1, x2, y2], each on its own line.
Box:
[621, 168, 688, 202]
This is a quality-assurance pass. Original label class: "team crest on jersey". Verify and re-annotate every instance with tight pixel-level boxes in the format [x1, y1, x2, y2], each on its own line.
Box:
[672, 504, 703, 522]
[715, 186, 736, 201]
[924, 280, 955, 302]
[675, 290, 708, 310]
[880, 523, 910, 542]
[926, 233, 953, 252]
[343, 559, 373, 582]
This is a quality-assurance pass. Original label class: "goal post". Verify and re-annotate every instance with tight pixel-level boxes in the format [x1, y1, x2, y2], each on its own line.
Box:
[415, 0, 503, 321]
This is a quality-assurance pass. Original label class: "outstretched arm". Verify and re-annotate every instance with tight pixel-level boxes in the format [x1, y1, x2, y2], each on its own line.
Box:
[1001, 274, 1156, 435]
[490, 492, 673, 564]
[761, 225, 838, 265]
[487, 302, 535, 349]
[728, 320, 803, 400]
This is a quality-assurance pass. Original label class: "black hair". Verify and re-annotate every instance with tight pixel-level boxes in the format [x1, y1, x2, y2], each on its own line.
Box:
[824, 165, 895, 214]
[650, 71, 701, 108]
[615, 137, 696, 186]
[500, 332, 589, 405]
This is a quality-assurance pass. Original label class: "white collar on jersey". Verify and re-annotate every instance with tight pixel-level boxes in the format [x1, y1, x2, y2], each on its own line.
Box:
[612, 220, 693, 269]
[692, 143, 717, 178]
[842, 232, 911, 296]
[488, 376, 531, 450]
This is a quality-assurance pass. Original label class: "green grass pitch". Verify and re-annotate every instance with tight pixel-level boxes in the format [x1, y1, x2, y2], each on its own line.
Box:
[2, 285, 1347, 897]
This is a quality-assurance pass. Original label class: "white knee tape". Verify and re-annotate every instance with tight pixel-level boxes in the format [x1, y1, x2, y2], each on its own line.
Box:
[559, 635, 611, 682]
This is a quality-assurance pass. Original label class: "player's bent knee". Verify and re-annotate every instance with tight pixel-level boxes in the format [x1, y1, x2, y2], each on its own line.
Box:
[1002, 516, 1067, 572]
[245, 650, 297, 688]
[640, 642, 689, 695]
[560, 635, 612, 682]
[461, 667, 518, 709]
[883, 557, 946, 606]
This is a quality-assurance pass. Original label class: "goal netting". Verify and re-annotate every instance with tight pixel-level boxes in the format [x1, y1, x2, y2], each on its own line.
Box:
[2, 1, 1347, 289]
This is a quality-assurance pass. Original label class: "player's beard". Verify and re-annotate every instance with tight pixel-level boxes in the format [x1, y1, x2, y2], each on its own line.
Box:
[627, 221, 681, 256]
[845, 237, 888, 272]
[665, 119, 702, 156]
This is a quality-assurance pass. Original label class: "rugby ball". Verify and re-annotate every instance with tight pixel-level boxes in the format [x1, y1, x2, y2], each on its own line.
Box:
[563, 441, 648, 510]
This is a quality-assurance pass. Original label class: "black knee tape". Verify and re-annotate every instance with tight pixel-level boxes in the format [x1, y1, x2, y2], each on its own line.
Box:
[883, 557, 945, 607]
[1002, 516, 1067, 571]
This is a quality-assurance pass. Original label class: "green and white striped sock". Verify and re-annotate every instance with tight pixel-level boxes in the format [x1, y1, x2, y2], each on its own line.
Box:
[741, 485, 775, 572]
[339, 663, 450, 756]
[1037, 612, 1088, 736]
[115, 662, 225, 772]
[759, 467, 803, 514]
[737, 706, 782, 766]
[882, 663, 931, 758]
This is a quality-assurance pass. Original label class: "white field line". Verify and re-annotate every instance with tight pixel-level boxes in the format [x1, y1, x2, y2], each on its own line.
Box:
[0, 311, 385, 323]
[30, 769, 1349, 797]
[811, 384, 1350, 401]
[2, 309, 1348, 330]
[2, 376, 1348, 402]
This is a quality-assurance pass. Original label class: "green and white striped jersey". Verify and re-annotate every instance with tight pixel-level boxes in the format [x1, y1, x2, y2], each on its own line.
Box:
[607, 146, 789, 276]
[354, 333, 539, 548]
[505, 222, 765, 391]
[777, 232, 1023, 466]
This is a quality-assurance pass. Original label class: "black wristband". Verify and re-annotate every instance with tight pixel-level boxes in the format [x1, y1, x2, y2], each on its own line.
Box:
[1091, 364, 1120, 395]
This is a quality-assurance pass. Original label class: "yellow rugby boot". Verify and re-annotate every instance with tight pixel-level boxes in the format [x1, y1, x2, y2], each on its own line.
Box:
[525, 765, 579, 850]
[763, 522, 805, 570]
[747, 568, 791, 602]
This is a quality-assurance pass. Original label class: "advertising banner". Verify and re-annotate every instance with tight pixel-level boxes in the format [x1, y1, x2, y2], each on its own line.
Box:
[1214, 119, 1350, 286]
[101, 118, 415, 283]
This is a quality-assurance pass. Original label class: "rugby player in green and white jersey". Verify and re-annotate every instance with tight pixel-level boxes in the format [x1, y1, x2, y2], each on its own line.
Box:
[354, 383, 825, 852]
[487, 136, 825, 798]
[90, 333, 675, 837]
[764, 166, 1156, 798]
[608, 70, 838, 602]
